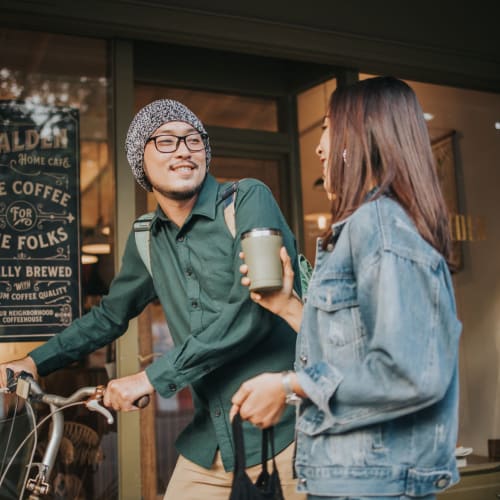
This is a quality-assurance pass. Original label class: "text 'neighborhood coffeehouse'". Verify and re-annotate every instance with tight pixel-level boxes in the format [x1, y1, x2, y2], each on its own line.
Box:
[0, 101, 81, 341]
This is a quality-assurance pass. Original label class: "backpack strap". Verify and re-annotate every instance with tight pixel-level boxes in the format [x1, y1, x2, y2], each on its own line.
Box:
[219, 180, 240, 238]
[133, 212, 155, 275]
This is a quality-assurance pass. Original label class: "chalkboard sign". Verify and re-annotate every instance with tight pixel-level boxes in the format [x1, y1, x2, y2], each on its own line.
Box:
[0, 101, 81, 341]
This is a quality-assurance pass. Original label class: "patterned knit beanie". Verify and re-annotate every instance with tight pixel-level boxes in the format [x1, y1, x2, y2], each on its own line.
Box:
[125, 99, 211, 191]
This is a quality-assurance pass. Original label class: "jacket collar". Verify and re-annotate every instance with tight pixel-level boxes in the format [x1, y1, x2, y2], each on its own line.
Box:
[329, 186, 383, 238]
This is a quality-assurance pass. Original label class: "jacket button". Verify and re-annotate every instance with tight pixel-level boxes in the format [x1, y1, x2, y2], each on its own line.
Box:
[214, 408, 221, 417]
[168, 383, 177, 391]
[299, 478, 307, 485]
[300, 355, 308, 364]
[177, 236, 184, 242]
[191, 300, 198, 308]
[435, 477, 450, 488]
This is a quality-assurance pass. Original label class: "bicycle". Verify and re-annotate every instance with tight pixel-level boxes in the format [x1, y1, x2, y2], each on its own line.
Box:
[0, 369, 115, 500]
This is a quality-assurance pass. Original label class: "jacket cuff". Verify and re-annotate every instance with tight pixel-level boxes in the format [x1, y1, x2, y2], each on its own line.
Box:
[296, 361, 342, 435]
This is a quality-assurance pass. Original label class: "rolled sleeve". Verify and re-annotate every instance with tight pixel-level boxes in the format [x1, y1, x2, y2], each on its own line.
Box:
[296, 362, 342, 435]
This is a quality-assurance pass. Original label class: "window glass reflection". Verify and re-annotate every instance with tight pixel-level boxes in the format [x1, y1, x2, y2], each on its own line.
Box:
[136, 84, 278, 131]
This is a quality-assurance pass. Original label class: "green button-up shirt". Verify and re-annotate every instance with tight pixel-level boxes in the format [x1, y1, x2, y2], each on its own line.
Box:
[30, 174, 300, 471]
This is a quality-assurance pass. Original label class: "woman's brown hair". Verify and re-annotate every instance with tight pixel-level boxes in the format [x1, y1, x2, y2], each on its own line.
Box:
[323, 76, 453, 268]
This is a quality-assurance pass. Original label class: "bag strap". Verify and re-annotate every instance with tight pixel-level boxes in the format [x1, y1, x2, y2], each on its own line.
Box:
[219, 180, 242, 239]
[259, 425, 278, 478]
[232, 414, 279, 478]
[133, 212, 155, 275]
[231, 413, 247, 477]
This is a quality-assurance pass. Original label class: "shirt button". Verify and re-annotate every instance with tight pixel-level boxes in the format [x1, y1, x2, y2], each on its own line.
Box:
[191, 300, 198, 308]
[186, 268, 193, 277]
[300, 355, 308, 365]
[435, 477, 450, 489]
[177, 236, 184, 242]
[214, 408, 222, 417]
[168, 383, 177, 391]
[299, 478, 307, 485]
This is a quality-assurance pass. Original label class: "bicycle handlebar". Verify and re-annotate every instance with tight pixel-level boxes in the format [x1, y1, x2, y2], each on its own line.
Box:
[6, 369, 115, 424]
[3, 369, 119, 499]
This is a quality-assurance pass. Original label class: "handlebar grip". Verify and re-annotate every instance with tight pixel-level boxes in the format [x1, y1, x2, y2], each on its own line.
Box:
[133, 395, 150, 409]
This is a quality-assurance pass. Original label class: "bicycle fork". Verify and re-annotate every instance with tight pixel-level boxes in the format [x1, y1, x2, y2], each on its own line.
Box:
[26, 404, 62, 498]
[21, 381, 64, 499]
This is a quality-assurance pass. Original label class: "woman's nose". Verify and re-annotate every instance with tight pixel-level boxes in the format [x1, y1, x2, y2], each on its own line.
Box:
[315, 143, 323, 157]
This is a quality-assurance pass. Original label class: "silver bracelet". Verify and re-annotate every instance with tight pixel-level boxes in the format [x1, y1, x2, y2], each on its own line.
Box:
[281, 370, 302, 406]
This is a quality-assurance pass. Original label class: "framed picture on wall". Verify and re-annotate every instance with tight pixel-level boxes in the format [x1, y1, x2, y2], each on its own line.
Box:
[431, 130, 462, 271]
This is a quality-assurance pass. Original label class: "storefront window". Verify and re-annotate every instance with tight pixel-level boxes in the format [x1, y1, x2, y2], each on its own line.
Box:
[136, 84, 279, 131]
[0, 28, 117, 499]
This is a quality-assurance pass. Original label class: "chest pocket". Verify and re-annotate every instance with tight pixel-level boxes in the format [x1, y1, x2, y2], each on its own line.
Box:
[308, 273, 362, 348]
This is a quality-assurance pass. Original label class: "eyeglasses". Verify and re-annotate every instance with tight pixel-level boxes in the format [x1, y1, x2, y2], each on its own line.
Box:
[146, 132, 207, 153]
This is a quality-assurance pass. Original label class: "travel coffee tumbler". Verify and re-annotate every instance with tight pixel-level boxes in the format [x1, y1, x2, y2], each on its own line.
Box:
[241, 228, 283, 292]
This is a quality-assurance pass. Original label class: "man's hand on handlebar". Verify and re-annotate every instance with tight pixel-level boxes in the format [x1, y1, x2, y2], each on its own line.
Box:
[0, 356, 38, 389]
[104, 371, 154, 411]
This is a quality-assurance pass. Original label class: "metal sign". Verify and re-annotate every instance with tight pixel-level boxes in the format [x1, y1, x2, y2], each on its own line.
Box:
[0, 101, 81, 341]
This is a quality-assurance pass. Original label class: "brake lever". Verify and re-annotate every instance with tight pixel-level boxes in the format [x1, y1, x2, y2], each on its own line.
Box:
[85, 385, 114, 425]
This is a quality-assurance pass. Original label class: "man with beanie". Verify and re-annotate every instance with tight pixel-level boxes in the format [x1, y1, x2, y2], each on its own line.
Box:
[0, 99, 305, 499]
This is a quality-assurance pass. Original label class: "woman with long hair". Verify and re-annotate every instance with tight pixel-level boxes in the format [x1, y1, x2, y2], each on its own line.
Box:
[231, 76, 462, 500]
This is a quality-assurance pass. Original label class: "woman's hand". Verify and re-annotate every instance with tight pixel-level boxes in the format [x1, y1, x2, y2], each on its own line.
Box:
[230, 372, 287, 429]
[240, 246, 303, 332]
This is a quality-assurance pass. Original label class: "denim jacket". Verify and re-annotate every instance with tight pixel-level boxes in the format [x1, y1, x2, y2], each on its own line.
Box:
[294, 195, 462, 497]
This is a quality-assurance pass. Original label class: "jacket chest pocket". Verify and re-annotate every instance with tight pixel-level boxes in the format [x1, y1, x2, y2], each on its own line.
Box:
[308, 274, 364, 349]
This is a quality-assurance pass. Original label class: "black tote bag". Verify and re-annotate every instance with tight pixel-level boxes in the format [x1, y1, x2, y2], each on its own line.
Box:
[229, 413, 284, 500]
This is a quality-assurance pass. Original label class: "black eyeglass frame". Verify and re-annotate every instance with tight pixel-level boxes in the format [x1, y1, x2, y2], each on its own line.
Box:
[146, 132, 208, 153]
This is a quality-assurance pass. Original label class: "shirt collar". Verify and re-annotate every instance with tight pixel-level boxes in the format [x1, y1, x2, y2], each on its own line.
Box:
[153, 173, 218, 224]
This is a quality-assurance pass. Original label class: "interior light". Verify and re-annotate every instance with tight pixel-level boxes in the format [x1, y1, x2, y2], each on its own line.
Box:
[81, 242, 111, 255]
[423, 113, 434, 121]
[81, 253, 99, 265]
[495, 122, 500, 130]
[317, 215, 328, 230]
[304, 212, 331, 229]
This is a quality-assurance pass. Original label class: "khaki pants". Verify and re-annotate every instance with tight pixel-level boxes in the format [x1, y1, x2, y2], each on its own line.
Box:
[164, 443, 306, 499]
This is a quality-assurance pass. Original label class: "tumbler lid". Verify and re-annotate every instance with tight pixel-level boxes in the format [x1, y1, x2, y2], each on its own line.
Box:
[241, 228, 282, 239]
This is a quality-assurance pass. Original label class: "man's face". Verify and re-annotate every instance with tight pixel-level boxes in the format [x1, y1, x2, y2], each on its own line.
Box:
[143, 120, 207, 201]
